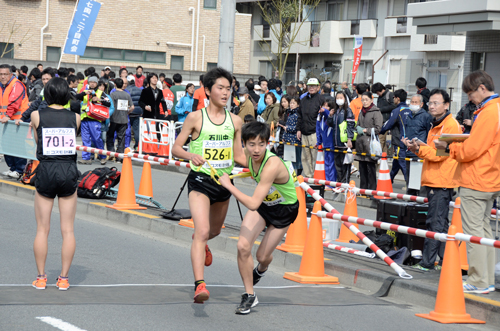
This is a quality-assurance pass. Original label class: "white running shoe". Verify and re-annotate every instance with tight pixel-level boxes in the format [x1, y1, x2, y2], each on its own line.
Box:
[2, 170, 10, 176]
[8, 171, 21, 178]
[350, 166, 358, 175]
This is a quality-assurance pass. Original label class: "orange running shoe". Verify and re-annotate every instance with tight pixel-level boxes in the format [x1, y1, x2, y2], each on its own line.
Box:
[205, 245, 212, 266]
[56, 276, 70, 291]
[32, 275, 47, 290]
[194, 282, 210, 303]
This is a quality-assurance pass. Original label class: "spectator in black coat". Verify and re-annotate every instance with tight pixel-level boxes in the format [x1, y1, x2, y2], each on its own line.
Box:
[416, 77, 431, 111]
[372, 82, 396, 156]
[126, 77, 144, 150]
[455, 101, 476, 134]
[139, 73, 167, 120]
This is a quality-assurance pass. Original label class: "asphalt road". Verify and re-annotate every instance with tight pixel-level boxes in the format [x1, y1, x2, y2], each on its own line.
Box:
[0, 191, 496, 331]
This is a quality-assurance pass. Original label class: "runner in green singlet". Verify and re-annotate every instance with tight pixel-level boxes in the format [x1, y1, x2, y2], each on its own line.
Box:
[219, 121, 300, 315]
[172, 68, 246, 304]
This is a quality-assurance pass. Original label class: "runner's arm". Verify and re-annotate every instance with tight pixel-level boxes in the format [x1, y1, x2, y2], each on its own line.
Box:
[231, 114, 248, 167]
[171, 111, 204, 165]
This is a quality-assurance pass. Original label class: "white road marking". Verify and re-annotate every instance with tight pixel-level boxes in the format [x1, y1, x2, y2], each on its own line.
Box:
[36, 317, 86, 331]
[1, 283, 345, 289]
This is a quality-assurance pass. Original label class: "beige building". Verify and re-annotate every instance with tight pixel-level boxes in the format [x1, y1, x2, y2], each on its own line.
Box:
[0, 0, 252, 74]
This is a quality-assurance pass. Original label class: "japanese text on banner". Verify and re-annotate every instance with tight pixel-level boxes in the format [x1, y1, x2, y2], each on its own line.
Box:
[64, 0, 102, 56]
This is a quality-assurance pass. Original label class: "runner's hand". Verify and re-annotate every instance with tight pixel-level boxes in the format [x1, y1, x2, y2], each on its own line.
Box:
[190, 154, 205, 166]
[218, 173, 231, 188]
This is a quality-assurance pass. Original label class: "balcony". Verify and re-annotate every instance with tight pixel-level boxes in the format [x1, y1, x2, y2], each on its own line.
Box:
[339, 19, 377, 38]
[384, 16, 413, 37]
[410, 33, 466, 52]
[253, 25, 271, 41]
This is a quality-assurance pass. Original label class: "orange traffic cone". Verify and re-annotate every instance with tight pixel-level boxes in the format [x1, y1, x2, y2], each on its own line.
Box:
[179, 218, 194, 228]
[138, 162, 153, 198]
[158, 124, 170, 157]
[277, 176, 308, 252]
[373, 152, 393, 199]
[313, 145, 326, 180]
[284, 201, 339, 284]
[450, 198, 469, 271]
[336, 180, 360, 243]
[107, 148, 146, 210]
[416, 225, 484, 324]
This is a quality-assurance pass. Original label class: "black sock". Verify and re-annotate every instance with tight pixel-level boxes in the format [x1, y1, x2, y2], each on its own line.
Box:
[194, 280, 205, 291]
[256, 264, 267, 275]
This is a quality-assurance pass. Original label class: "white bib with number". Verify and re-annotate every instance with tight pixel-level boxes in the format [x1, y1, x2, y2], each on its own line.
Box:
[42, 128, 76, 156]
[202, 140, 233, 169]
[117, 99, 128, 111]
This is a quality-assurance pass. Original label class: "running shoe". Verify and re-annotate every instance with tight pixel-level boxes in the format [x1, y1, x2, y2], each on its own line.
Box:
[463, 282, 489, 294]
[193, 282, 210, 303]
[8, 171, 21, 179]
[205, 244, 212, 266]
[253, 264, 266, 285]
[488, 285, 496, 293]
[32, 275, 47, 290]
[1, 170, 9, 176]
[350, 166, 358, 175]
[100, 158, 107, 165]
[434, 265, 442, 271]
[56, 276, 70, 291]
[235, 292, 259, 315]
[412, 263, 430, 271]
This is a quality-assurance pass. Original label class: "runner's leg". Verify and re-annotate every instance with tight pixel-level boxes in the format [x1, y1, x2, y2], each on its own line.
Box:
[33, 192, 54, 275]
[256, 224, 289, 272]
[237, 210, 266, 295]
[58, 192, 77, 277]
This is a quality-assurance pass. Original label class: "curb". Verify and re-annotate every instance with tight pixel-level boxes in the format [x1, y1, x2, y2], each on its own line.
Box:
[1, 179, 499, 325]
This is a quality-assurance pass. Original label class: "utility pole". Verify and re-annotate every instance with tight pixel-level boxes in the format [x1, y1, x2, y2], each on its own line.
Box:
[218, 0, 236, 73]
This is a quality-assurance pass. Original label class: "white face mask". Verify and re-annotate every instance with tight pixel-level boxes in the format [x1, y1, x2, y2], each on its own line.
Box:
[255, 91, 261, 95]
[336, 99, 345, 106]
[409, 104, 420, 114]
[239, 96, 246, 103]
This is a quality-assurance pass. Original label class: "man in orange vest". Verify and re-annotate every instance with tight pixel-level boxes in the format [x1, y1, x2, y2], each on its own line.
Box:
[436, 70, 500, 294]
[0, 64, 29, 178]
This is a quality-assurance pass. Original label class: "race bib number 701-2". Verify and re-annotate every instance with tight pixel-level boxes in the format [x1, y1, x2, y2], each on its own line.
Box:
[42, 128, 76, 156]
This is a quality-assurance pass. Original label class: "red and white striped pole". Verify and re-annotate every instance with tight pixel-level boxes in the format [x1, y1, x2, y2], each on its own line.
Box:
[323, 242, 376, 259]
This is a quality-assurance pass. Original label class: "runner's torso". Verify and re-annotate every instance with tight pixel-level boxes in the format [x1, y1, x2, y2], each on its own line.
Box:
[36, 107, 77, 162]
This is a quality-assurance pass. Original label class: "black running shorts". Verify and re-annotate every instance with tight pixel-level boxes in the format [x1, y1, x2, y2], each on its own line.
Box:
[35, 162, 79, 199]
[187, 170, 232, 205]
[257, 200, 300, 229]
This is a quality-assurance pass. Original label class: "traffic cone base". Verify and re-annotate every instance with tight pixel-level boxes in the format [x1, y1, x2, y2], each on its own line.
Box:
[284, 201, 339, 284]
[179, 218, 194, 228]
[277, 176, 307, 252]
[337, 180, 360, 243]
[107, 203, 146, 210]
[283, 272, 339, 284]
[415, 225, 485, 324]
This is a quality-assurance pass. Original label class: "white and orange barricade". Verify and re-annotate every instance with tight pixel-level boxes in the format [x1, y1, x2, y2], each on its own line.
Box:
[139, 118, 173, 156]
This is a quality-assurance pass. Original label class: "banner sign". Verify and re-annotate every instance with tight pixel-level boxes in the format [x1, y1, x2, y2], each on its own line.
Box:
[63, 0, 101, 56]
[351, 36, 363, 86]
[0, 122, 37, 160]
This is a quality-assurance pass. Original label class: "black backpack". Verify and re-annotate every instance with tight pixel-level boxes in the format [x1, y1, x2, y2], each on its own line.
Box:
[359, 230, 395, 254]
[77, 167, 121, 199]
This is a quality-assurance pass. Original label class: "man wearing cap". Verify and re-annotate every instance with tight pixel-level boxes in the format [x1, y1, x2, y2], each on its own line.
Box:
[297, 78, 325, 178]
[104, 66, 111, 76]
[236, 86, 254, 121]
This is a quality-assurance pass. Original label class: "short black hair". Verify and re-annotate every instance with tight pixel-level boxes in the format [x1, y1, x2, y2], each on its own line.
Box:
[29, 68, 41, 80]
[147, 73, 158, 82]
[20, 65, 28, 74]
[67, 75, 77, 85]
[10, 65, 17, 73]
[97, 80, 107, 90]
[159, 73, 166, 78]
[185, 83, 194, 91]
[203, 67, 232, 94]
[245, 79, 254, 91]
[119, 68, 128, 76]
[58, 67, 69, 78]
[136, 65, 143, 70]
[44, 77, 71, 106]
[37, 63, 43, 67]
[371, 82, 385, 94]
[258, 75, 266, 82]
[87, 66, 96, 75]
[164, 78, 173, 86]
[323, 98, 336, 110]
[108, 71, 116, 79]
[76, 72, 85, 80]
[361, 91, 373, 99]
[268, 78, 278, 90]
[114, 78, 124, 89]
[258, 78, 268, 86]
[242, 121, 270, 143]
[356, 83, 369, 95]
[0, 64, 11, 71]
[416, 77, 427, 89]
[394, 89, 407, 103]
[199, 74, 204, 82]
[429, 89, 451, 104]
[41, 68, 54, 78]
[322, 85, 331, 94]
[173, 73, 182, 83]
[68, 67, 75, 74]
[290, 95, 300, 107]
[244, 114, 255, 123]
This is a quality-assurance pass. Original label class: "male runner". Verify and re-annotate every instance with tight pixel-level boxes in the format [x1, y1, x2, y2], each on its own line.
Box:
[219, 121, 299, 315]
[172, 68, 246, 303]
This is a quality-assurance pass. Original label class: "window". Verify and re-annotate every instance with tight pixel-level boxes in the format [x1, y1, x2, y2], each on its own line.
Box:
[311, 23, 320, 47]
[424, 34, 438, 44]
[82, 47, 166, 63]
[207, 62, 217, 71]
[171, 56, 184, 70]
[427, 60, 449, 90]
[396, 17, 407, 33]
[471, 52, 485, 72]
[46, 47, 61, 62]
[204, 0, 216, 9]
[0, 42, 14, 59]
[259, 61, 273, 79]
[327, 1, 345, 21]
[358, 0, 378, 19]
[351, 20, 360, 35]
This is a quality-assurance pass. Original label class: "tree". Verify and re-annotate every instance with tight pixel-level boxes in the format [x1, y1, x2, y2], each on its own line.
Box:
[255, 0, 321, 81]
[0, 22, 31, 58]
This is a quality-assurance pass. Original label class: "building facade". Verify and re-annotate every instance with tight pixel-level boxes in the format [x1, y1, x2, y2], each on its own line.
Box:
[0, 0, 252, 74]
[239, 0, 466, 113]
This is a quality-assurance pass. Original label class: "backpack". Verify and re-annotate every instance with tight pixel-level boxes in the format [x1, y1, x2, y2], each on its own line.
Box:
[20, 160, 39, 186]
[77, 167, 121, 199]
[359, 230, 394, 254]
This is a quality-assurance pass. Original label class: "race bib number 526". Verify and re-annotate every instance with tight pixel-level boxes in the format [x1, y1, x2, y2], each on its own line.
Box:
[42, 128, 76, 156]
[202, 140, 232, 169]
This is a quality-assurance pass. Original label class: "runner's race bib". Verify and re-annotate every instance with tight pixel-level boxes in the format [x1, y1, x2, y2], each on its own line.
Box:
[202, 140, 232, 169]
[263, 186, 285, 206]
[42, 128, 76, 156]
[117, 99, 128, 111]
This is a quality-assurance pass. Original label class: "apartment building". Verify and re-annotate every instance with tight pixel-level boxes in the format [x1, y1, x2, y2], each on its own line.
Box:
[238, 0, 466, 112]
[0, 0, 252, 74]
